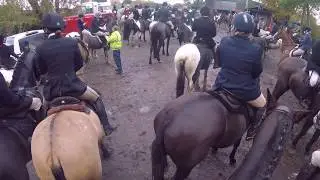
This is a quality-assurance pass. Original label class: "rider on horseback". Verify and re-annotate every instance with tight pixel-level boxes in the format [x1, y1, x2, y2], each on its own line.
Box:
[0, 71, 42, 137]
[33, 13, 114, 135]
[306, 40, 320, 90]
[91, 12, 108, 48]
[292, 27, 312, 57]
[214, 12, 265, 140]
[158, 2, 174, 30]
[192, 6, 216, 62]
[142, 5, 151, 20]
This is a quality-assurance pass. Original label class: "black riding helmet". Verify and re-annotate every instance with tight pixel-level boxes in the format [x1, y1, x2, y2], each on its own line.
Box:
[42, 13, 65, 31]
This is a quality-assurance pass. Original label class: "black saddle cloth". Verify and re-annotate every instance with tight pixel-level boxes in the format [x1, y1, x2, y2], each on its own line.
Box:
[207, 88, 253, 124]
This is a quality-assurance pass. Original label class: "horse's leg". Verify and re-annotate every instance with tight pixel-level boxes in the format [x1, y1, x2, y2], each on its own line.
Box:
[149, 42, 153, 65]
[166, 36, 170, 56]
[229, 138, 241, 166]
[292, 118, 314, 148]
[203, 69, 208, 91]
[143, 31, 146, 42]
[305, 129, 320, 155]
[103, 47, 109, 64]
[162, 39, 165, 55]
[174, 167, 192, 180]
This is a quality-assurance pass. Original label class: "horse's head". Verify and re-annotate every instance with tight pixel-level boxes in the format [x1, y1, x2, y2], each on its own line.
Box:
[278, 26, 295, 45]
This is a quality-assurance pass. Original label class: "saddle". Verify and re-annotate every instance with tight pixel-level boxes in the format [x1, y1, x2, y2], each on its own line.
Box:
[47, 96, 90, 116]
[207, 88, 253, 124]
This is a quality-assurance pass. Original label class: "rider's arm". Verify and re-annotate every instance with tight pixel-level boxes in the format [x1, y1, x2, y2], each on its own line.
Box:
[251, 48, 263, 79]
[211, 21, 217, 37]
[191, 20, 197, 32]
[74, 41, 84, 72]
[7, 45, 19, 58]
[0, 73, 32, 108]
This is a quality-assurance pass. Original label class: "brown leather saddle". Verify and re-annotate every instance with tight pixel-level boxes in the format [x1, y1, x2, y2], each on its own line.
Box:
[207, 88, 254, 124]
[47, 96, 90, 116]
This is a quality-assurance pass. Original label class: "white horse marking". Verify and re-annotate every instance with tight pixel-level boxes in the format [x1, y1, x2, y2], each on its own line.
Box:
[311, 150, 320, 167]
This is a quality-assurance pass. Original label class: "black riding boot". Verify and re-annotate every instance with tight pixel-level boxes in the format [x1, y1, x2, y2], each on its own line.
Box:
[93, 98, 115, 136]
[246, 107, 265, 141]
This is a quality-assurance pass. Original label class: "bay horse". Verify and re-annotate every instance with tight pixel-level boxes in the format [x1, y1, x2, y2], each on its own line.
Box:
[0, 50, 46, 180]
[174, 43, 213, 97]
[271, 56, 320, 154]
[149, 21, 171, 64]
[151, 89, 292, 180]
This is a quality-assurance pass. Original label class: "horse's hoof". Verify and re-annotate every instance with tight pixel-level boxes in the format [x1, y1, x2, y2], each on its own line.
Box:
[229, 159, 236, 167]
[149, 61, 152, 65]
[166, 53, 169, 56]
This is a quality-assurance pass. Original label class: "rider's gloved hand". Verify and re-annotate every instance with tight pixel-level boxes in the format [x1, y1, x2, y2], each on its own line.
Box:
[30, 98, 42, 111]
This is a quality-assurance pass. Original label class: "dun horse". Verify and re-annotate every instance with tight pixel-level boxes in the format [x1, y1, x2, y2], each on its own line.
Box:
[149, 21, 171, 64]
[151, 88, 292, 180]
[271, 56, 320, 154]
[0, 51, 46, 180]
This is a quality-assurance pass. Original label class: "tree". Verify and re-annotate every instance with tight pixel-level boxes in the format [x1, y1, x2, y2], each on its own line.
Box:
[279, 0, 320, 27]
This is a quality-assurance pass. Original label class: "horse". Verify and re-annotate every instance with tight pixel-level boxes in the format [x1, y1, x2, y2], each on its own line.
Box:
[174, 43, 213, 97]
[149, 21, 171, 64]
[123, 17, 142, 47]
[278, 27, 297, 63]
[0, 50, 46, 180]
[227, 105, 292, 180]
[139, 18, 151, 42]
[82, 29, 109, 62]
[65, 32, 90, 76]
[271, 56, 320, 154]
[176, 22, 194, 46]
[151, 88, 292, 180]
[295, 150, 320, 180]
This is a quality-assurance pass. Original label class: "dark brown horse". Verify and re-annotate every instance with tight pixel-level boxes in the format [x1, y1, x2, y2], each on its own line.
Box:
[151, 88, 290, 180]
[228, 105, 292, 180]
[149, 22, 171, 64]
[271, 56, 320, 154]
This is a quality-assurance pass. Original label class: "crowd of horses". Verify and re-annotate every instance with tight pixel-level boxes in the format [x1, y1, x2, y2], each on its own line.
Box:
[1, 10, 320, 180]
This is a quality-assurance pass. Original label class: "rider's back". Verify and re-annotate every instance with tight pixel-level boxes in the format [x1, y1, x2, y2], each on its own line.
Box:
[36, 37, 85, 101]
[192, 16, 216, 40]
[215, 36, 263, 101]
[158, 7, 169, 22]
[37, 37, 82, 76]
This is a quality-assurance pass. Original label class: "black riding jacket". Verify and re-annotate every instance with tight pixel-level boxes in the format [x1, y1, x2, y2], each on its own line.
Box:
[158, 7, 170, 22]
[0, 72, 32, 117]
[307, 40, 320, 73]
[133, 9, 140, 20]
[142, 8, 151, 19]
[0, 44, 19, 69]
[192, 16, 217, 49]
[33, 34, 86, 101]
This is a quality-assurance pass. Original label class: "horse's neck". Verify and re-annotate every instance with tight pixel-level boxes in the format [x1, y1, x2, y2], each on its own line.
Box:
[229, 112, 292, 180]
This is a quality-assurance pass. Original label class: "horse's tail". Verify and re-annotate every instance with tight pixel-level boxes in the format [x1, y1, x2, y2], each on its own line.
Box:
[151, 116, 168, 180]
[175, 59, 186, 98]
[51, 164, 66, 180]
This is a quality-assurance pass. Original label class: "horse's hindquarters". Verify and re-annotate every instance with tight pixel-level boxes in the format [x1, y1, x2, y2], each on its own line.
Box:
[31, 111, 103, 180]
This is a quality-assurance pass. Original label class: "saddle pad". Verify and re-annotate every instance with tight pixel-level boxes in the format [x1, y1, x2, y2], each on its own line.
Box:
[50, 96, 81, 107]
[207, 90, 245, 113]
[47, 103, 90, 116]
